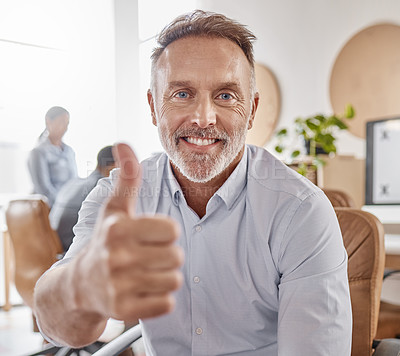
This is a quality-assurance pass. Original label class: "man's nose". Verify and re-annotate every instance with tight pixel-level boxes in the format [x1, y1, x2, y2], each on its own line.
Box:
[191, 97, 217, 128]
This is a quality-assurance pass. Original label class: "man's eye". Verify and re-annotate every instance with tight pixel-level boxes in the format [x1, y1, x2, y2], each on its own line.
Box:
[175, 91, 189, 98]
[219, 93, 233, 100]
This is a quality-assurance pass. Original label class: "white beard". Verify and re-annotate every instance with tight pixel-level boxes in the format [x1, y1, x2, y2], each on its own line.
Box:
[159, 124, 248, 183]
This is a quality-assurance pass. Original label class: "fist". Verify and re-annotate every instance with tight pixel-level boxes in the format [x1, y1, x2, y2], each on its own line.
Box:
[82, 143, 184, 323]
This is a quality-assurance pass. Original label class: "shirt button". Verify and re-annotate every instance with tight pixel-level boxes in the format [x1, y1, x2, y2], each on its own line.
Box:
[193, 276, 200, 283]
[195, 327, 203, 335]
[195, 225, 202, 232]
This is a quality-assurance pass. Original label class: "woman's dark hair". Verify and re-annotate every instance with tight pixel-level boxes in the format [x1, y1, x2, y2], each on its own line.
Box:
[39, 106, 70, 140]
[45, 106, 69, 121]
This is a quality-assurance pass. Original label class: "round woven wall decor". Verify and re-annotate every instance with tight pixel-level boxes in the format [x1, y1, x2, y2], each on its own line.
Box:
[330, 23, 400, 138]
[246, 63, 281, 147]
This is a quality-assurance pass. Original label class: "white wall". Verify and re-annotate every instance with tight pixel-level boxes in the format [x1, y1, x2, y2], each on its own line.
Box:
[195, 0, 400, 158]
[0, 0, 117, 194]
[114, 0, 141, 153]
[3, 0, 400, 193]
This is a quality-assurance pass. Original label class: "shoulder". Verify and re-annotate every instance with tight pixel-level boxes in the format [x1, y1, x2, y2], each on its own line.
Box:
[244, 147, 344, 277]
[30, 139, 48, 155]
[29, 144, 48, 165]
[244, 145, 333, 243]
[246, 145, 322, 203]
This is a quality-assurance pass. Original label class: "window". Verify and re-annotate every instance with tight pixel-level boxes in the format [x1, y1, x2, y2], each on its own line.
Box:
[0, 0, 117, 194]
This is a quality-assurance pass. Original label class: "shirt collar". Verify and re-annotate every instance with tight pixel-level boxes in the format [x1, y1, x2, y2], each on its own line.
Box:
[165, 158, 182, 206]
[43, 137, 66, 151]
[164, 147, 248, 210]
[215, 146, 248, 210]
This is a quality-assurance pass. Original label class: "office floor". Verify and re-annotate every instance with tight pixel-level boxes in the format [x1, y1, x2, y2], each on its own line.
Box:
[0, 304, 145, 356]
[0, 305, 43, 356]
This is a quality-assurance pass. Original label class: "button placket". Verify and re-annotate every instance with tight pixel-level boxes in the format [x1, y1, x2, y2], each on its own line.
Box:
[190, 221, 207, 353]
[193, 226, 202, 285]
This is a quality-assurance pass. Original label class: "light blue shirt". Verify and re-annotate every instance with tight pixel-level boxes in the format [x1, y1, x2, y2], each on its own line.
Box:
[61, 145, 352, 355]
[28, 137, 77, 207]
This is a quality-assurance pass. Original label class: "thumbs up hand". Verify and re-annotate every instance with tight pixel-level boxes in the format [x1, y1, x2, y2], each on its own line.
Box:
[77, 143, 184, 323]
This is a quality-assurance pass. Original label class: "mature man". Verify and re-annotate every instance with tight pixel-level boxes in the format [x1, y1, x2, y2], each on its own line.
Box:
[34, 10, 352, 355]
[49, 146, 116, 251]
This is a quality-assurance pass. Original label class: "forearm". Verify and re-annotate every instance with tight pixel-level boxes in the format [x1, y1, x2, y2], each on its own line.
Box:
[32, 144, 183, 347]
[33, 261, 107, 347]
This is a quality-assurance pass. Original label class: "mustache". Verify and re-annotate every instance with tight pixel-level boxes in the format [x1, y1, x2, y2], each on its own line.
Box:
[173, 126, 229, 143]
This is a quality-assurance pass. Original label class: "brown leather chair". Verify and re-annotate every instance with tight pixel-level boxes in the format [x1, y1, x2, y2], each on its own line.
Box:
[376, 301, 400, 339]
[335, 207, 386, 356]
[323, 188, 356, 208]
[5, 195, 134, 356]
[326, 190, 400, 342]
[5, 195, 63, 309]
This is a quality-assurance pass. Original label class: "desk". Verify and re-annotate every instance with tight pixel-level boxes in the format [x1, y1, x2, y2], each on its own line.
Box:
[362, 205, 400, 269]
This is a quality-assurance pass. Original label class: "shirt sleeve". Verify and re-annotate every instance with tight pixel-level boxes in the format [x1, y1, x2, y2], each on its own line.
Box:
[66, 146, 78, 179]
[28, 148, 58, 205]
[277, 191, 352, 355]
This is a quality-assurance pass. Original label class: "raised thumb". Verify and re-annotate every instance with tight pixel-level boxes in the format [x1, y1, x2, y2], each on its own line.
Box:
[107, 143, 142, 217]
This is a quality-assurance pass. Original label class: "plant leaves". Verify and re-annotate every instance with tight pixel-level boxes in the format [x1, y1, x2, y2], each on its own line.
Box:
[291, 150, 300, 158]
[321, 142, 336, 153]
[344, 104, 355, 118]
[323, 133, 335, 144]
[297, 163, 307, 176]
[306, 120, 319, 131]
[276, 128, 288, 136]
[332, 117, 348, 130]
[314, 115, 326, 123]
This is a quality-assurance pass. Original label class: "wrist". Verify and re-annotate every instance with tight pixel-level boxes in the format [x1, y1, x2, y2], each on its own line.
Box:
[69, 251, 105, 323]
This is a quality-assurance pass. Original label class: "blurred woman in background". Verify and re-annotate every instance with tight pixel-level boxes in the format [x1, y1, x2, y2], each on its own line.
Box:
[28, 106, 77, 207]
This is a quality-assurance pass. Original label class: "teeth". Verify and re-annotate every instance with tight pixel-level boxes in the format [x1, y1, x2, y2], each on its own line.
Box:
[186, 137, 217, 146]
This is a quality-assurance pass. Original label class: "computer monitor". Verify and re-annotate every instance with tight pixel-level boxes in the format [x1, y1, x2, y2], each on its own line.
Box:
[366, 116, 400, 205]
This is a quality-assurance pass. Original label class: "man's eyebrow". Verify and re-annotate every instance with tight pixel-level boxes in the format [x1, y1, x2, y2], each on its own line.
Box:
[218, 82, 242, 91]
[167, 81, 242, 90]
[167, 81, 192, 90]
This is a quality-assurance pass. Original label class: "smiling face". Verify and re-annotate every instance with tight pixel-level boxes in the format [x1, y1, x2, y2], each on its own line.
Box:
[148, 36, 259, 183]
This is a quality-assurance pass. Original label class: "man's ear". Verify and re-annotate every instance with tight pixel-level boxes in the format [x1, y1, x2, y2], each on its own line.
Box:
[147, 89, 157, 126]
[248, 92, 259, 130]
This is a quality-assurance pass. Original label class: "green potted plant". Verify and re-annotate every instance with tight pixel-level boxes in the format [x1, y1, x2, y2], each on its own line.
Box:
[274, 104, 355, 176]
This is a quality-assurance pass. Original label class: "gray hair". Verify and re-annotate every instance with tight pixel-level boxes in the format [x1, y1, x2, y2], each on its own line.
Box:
[150, 10, 257, 96]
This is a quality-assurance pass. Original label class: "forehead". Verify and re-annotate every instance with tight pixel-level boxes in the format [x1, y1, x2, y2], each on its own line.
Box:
[48, 113, 69, 123]
[154, 36, 252, 90]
